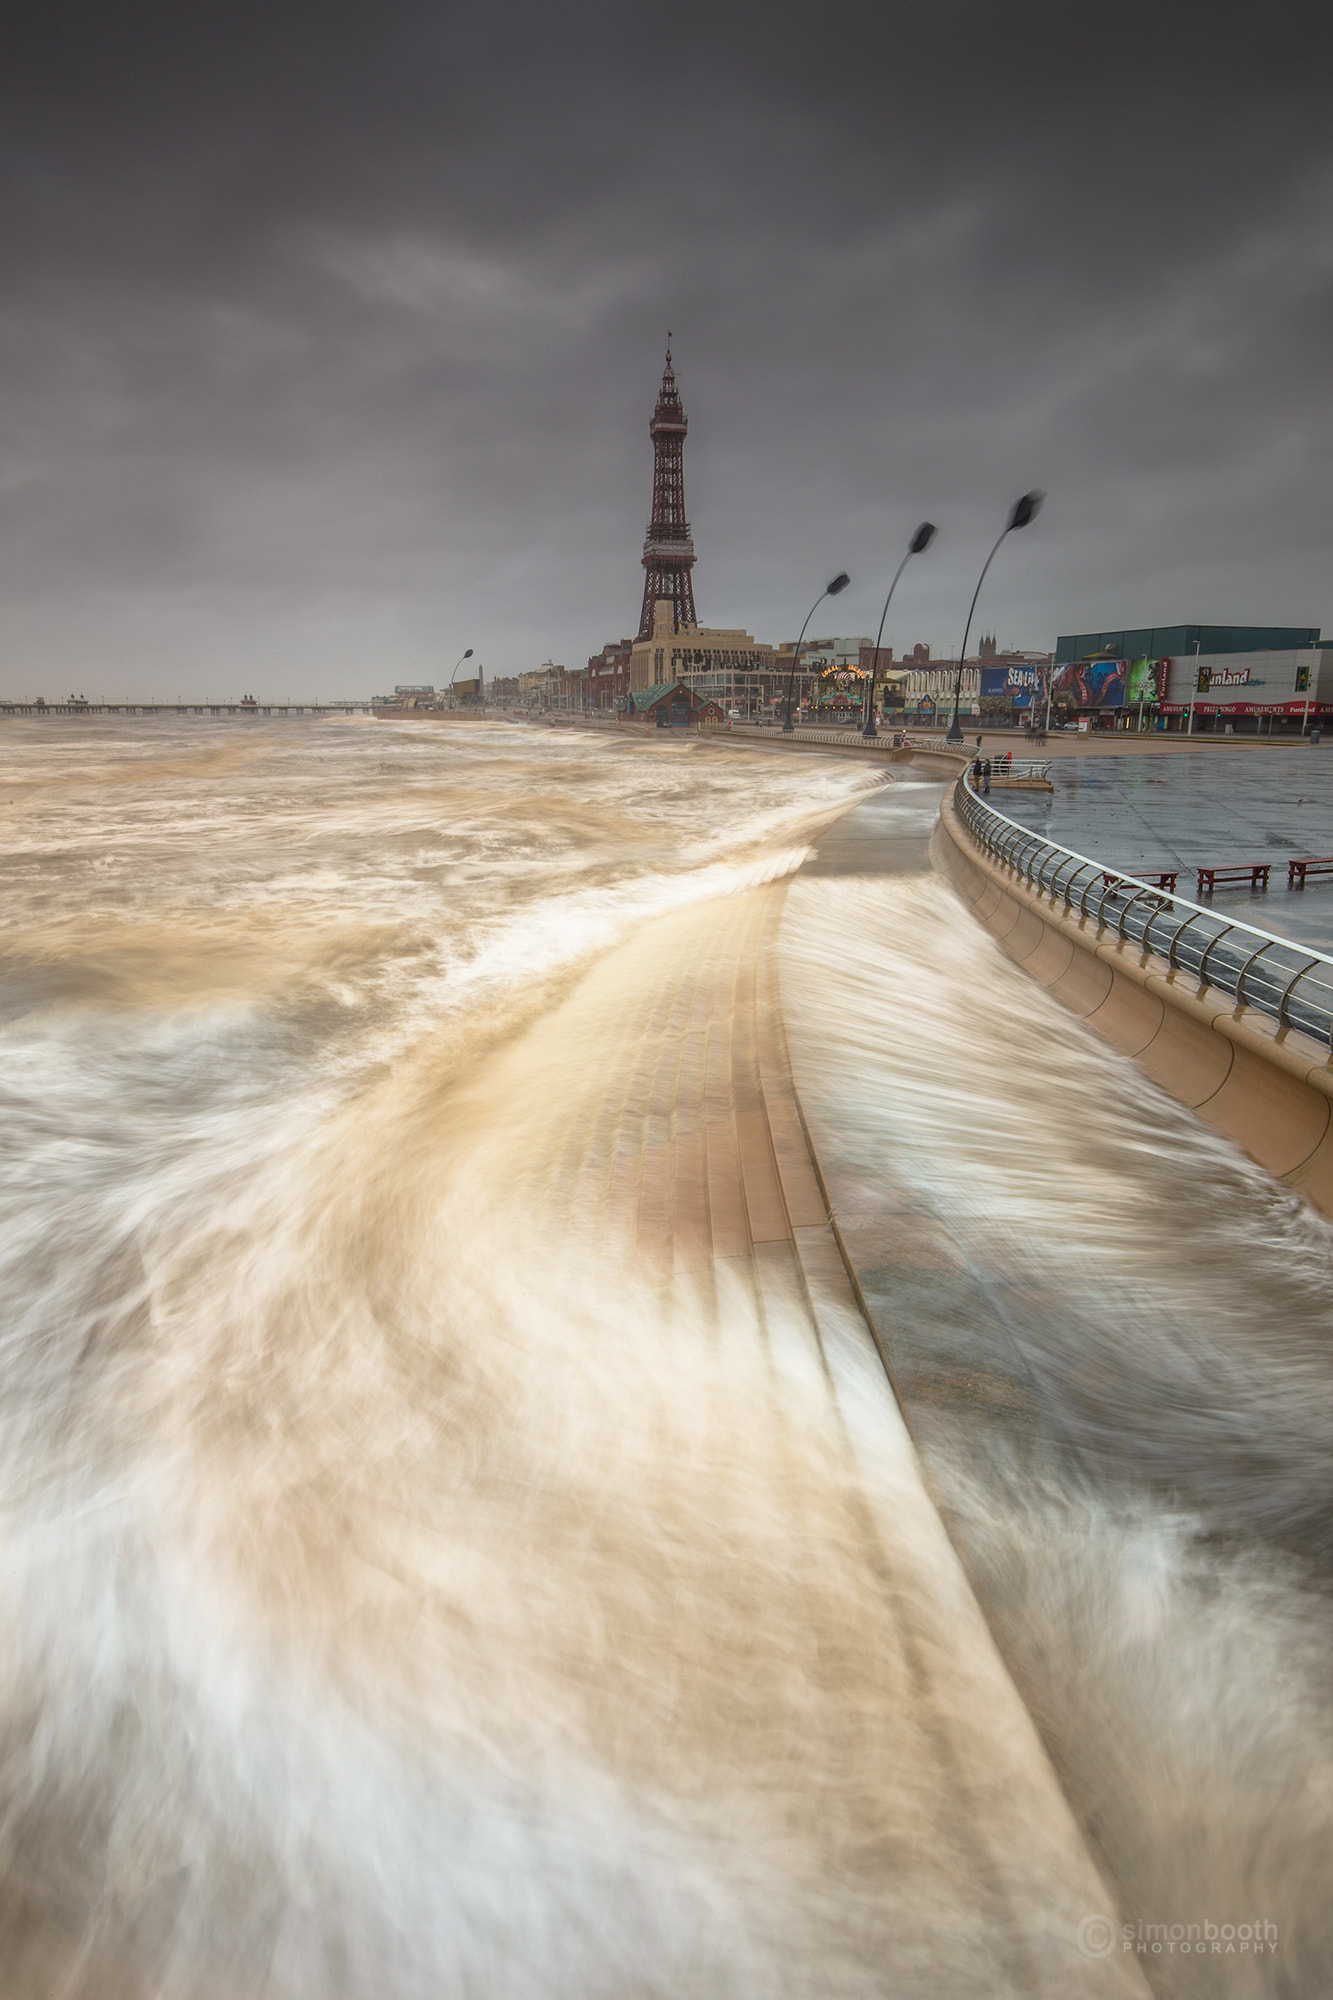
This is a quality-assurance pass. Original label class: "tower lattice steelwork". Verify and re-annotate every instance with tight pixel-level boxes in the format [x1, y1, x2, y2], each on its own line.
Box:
[638, 346, 697, 640]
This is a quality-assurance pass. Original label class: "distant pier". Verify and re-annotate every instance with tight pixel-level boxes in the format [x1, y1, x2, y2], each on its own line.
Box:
[0, 701, 372, 718]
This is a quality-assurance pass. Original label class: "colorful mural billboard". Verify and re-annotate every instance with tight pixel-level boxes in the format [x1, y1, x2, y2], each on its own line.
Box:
[1050, 657, 1127, 708]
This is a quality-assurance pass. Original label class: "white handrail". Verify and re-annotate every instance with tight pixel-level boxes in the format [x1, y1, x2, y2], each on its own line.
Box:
[958, 772, 1333, 968]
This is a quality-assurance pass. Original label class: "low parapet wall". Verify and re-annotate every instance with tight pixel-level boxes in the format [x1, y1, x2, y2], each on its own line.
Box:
[906, 748, 971, 780]
[934, 785, 1333, 1219]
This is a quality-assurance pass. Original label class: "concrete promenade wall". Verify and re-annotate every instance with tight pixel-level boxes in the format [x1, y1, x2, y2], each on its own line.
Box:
[377, 708, 978, 779]
[934, 786, 1333, 1220]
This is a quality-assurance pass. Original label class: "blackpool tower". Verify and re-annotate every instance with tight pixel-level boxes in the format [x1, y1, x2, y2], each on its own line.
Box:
[638, 344, 698, 640]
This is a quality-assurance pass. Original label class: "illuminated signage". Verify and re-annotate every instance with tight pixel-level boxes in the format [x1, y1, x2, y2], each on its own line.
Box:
[1127, 659, 1161, 704]
[1196, 665, 1251, 692]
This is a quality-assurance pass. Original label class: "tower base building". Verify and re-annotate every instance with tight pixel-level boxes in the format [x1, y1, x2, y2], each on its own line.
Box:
[628, 599, 779, 712]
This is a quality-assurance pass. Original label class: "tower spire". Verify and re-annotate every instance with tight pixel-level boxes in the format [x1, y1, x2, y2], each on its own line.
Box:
[638, 345, 697, 640]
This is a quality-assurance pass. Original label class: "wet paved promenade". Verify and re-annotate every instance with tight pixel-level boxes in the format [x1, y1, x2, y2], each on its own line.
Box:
[996, 745, 1333, 951]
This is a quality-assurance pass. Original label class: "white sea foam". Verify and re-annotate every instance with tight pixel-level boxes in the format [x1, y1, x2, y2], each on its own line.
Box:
[2, 718, 1326, 1995]
[780, 851, 1333, 1995]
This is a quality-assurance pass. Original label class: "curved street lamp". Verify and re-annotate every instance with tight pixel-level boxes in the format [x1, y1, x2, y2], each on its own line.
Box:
[447, 647, 474, 710]
[945, 492, 1043, 743]
[863, 521, 936, 740]
[783, 572, 851, 733]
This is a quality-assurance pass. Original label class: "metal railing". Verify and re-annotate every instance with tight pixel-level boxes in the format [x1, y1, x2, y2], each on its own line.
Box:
[896, 734, 969, 758]
[699, 721, 976, 755]
[976, 759, 1052, 783]
[953, 774, 1333, 1053]
[701, 720, 894, 749]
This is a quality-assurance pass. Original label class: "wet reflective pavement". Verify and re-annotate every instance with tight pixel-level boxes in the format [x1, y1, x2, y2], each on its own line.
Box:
[997, 747, 1333, 951]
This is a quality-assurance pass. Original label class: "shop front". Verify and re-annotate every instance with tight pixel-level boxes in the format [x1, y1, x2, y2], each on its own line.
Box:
[1156, 651, 1332, 734]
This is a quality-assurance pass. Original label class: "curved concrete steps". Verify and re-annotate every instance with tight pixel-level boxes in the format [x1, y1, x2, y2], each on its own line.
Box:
[466, 855, 1145, 1994]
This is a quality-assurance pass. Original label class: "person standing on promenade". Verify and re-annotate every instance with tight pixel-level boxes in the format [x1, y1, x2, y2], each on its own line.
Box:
[971, 755, 983, 786]
[981, 757, 991, 795]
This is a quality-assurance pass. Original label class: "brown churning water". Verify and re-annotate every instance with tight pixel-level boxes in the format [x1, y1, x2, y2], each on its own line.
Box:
[0, 717, 1328, 1997]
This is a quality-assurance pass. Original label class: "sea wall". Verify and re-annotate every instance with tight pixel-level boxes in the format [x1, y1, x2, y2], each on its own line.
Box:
[933, 785, 1333, 1219]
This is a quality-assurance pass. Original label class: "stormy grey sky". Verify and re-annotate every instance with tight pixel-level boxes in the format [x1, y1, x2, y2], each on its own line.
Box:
[1, 0, 1330, 698]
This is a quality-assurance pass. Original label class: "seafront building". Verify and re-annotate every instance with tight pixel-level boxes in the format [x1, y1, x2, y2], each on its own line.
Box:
[892, 651, 1052, 728]
[1157, 647, 1332, 728]
[623, 682, 724, 728]
[518, 662, 589, 711]
[1051, 623, 1330, 733]
[626, 598, 779, 706]
[586, 639, 634, 712]
[624, 602, 897, 718]
[371, 684, 437, 710]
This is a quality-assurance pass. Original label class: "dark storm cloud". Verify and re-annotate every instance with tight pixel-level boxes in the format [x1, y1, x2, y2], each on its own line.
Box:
[0, 0, 1330, 694]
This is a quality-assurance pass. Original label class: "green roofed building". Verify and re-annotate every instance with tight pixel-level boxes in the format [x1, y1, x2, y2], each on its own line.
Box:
[625, 682, 723, 727]
[1056, 623, 1319, 664]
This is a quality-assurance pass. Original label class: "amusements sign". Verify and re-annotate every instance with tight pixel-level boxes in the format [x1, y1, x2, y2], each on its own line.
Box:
[818, 665, 866, 711]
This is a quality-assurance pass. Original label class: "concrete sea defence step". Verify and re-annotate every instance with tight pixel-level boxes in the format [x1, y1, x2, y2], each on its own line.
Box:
[466, 859, 1144, 1993]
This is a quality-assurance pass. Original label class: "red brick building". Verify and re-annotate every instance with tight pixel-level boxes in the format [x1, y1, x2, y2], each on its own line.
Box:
[586, 638, 635, 712]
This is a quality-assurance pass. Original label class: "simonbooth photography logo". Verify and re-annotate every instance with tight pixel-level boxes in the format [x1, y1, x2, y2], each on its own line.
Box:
[1079, 1916, 1278, 1961]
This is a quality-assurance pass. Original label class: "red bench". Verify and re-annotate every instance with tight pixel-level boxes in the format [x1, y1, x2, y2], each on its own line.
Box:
[1288, 857, 1333, 888]
[1102, 869, 1178, 895]
[1096, 872, 1176, 912]
[1196, 864, 1271, 896]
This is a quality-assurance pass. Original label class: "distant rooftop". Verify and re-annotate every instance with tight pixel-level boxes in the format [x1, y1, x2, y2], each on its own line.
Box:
[1055, 624, 1320, 664]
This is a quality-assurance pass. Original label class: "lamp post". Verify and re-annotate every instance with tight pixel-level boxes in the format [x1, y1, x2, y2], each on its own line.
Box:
[447, 648, 474, 710]
[863, 522, 935, 739]
[783, 572, 851, 733]
[945, 491, 1043, 744]
[1187, 638, 1201, 736]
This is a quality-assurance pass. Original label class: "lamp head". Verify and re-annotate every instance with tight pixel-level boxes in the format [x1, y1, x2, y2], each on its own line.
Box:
[1007, 491, 1044, 532]
[463, 648, 474, 658]
[909, 521, 936, 555]
[826, 572, 851, 596]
